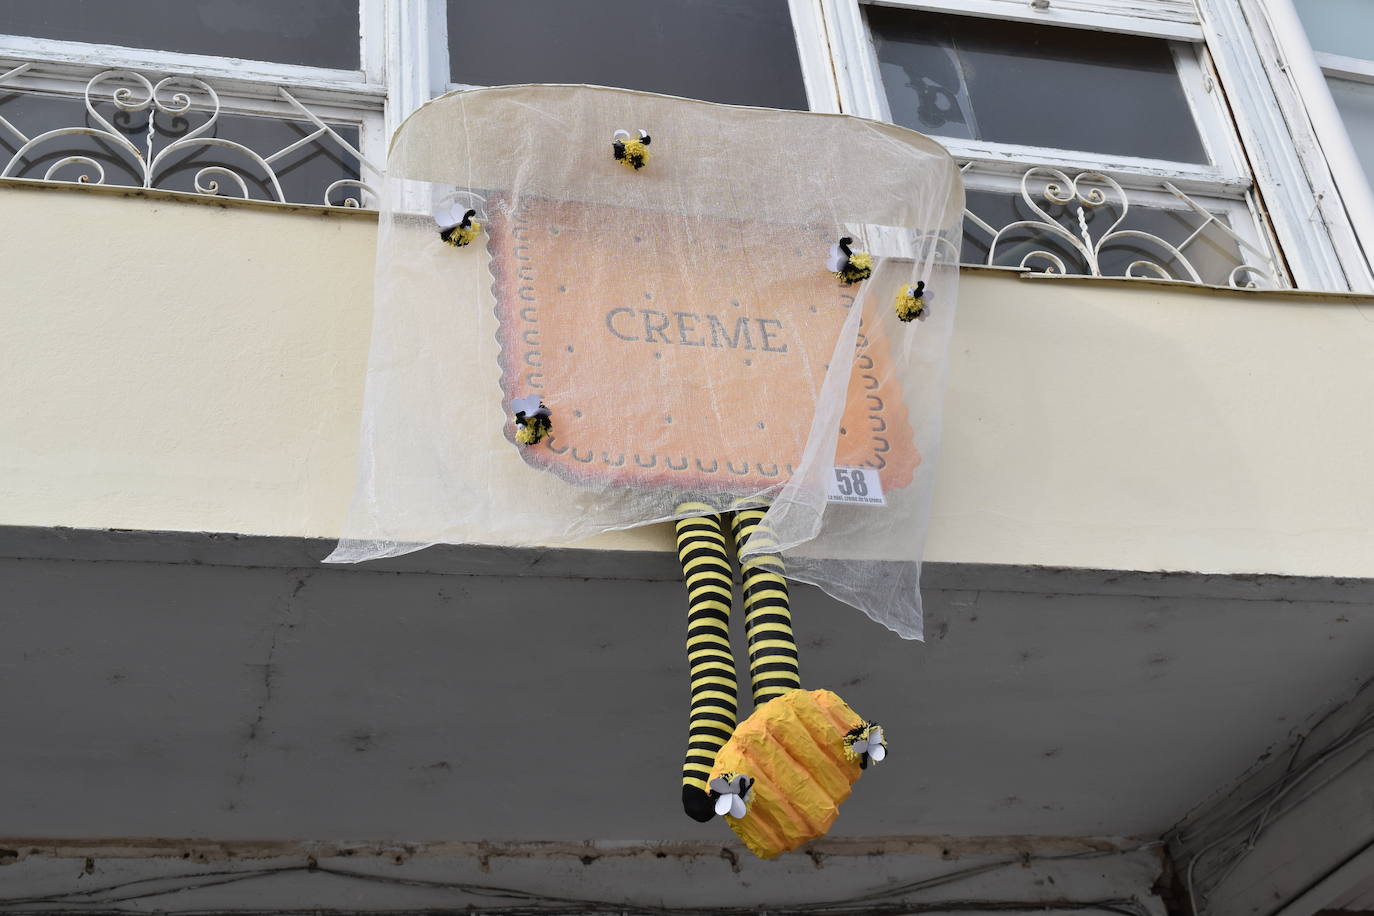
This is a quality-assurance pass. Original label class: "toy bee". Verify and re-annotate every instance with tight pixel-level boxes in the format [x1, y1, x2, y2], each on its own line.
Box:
[436, 204, 481, 247]
[844, 721, 888, 768]
[612, 128, 652, 170]
[709, 774, 754, 818]
[894, 281, 929, 322]
[511, 395, 552, 446]
[827, 236, 873, 285]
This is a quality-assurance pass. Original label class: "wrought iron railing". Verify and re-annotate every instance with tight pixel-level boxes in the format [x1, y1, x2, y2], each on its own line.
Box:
[0, 63, 379, 208]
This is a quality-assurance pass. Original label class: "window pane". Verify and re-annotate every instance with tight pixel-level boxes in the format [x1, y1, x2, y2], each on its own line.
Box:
[1294, 0, 1374, 60]
[0, 89, 361, 206]
[868, 7, 1208, 163]
[1327, 77, 1374, 189]
[446, 0, 808, 110]
[0, 1, 360, 70]
[964, 188, 1251, 286]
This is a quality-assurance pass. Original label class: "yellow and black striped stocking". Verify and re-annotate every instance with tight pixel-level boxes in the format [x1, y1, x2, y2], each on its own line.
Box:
[730, 505, 802, 705]
[675, 503, 739, 822]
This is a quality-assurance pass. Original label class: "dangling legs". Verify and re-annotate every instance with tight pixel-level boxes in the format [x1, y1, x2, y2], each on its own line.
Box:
[729, 504, 801, 705]
[675, 503, 739, 822]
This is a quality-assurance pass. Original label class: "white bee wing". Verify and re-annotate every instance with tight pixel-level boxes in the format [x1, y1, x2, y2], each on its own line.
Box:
[432, 201, 461, 230]
[714, 793, 735, 816]
[612, 129, 631, 142]
[870, 727, 883, 744]
[709, 776, 732, 795]
[870, 744, 886, 762]
[511, 395, 542, 415]
[825, 243, 847, 272]
[729, 794, 747, 818]
[638, 129, 649, 140]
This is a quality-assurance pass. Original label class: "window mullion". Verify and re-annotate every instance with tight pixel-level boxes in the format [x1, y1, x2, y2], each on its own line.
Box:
[1173, 43, 1248, 181]
[360, 0, 386, 86]
[937, 139, 1249, 190]
[820, 0, 888, 118]
[0, 33, 381, 99]
[788, 0, 842, 113]
[383, 0, 447, 145]
[1315, 53, 1374, 85]
[864, 0, 1205, 40]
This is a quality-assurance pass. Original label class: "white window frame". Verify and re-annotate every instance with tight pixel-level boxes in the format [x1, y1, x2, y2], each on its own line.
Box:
[1255, 0, 1374, 291]
[1316, 52, 1374, 85]
[789, 0, 844, 113]
[863, 0, 1206, 39]
[1191, 0, 1363, 291]
[385, 0, 449, 141]
[816, 0, 1282, 287]
[1, 0, 1362, 291]
[0, 0, 400, 208]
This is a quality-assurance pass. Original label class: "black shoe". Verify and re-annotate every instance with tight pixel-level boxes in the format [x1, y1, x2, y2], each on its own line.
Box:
[683, 785, 715, 822]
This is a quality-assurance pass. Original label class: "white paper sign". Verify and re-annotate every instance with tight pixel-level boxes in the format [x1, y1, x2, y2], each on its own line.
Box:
[827, 466, 885, 506]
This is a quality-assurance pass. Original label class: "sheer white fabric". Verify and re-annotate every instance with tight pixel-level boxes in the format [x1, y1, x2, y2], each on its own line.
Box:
[327, 85, 963, 639]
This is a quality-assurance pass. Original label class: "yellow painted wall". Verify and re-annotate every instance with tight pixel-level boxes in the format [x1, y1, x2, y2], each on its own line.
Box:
[3, 182, 1373, 578]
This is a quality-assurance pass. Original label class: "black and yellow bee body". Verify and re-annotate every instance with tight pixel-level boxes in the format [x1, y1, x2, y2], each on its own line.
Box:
[894, 281, 928, 322]
[512, 395, 552, 445]
[827, 236, 873, 285]
[439, 208, 481, 247]
[613, 129, 652, 170]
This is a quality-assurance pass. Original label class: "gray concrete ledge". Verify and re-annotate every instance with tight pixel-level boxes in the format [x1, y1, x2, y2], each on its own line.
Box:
[3, 524, 1372, 606]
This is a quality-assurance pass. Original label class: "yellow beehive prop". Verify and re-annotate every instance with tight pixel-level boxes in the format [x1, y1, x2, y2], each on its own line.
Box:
[709, 689, 870, 859]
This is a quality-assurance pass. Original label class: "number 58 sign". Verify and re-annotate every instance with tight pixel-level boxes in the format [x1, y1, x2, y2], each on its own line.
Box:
[826, 467, 886, 507]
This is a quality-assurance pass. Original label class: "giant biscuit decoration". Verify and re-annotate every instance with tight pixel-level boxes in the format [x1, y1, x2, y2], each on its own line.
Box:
[487, 196, 920, 497]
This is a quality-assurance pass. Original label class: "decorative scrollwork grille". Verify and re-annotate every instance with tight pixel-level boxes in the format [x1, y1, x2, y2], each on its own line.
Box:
[962, 163, 1281, 289]
[0, 62, 1282, 288]
[0, 63, 380, 208]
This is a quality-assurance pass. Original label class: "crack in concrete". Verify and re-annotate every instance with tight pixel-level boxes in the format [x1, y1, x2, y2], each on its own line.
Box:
[228, 571, 313, 809]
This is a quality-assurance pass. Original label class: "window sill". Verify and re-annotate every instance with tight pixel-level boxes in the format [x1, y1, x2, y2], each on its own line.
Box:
[987, 265, 1374, 301]
[0, 175, 378, 220]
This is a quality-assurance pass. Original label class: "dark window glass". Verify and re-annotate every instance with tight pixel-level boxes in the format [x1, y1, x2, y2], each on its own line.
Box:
[963, 189, 1245, 284]
[446, 0, 809, 110]
[0, 90, 361, 206]
[0, 1, 360, 70]
[868, 7, 1208, 163]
